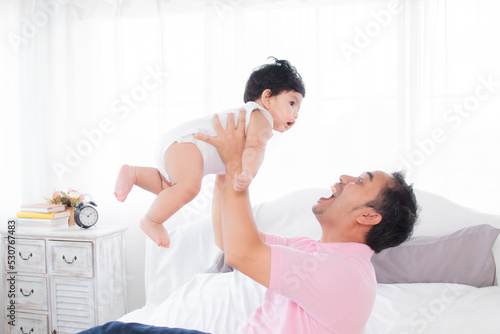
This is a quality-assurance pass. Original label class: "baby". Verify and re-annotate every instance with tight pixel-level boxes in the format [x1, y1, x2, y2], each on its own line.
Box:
[114, 58, 305, 247]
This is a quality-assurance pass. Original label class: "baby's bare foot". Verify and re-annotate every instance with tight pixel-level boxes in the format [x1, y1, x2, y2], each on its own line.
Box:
[114, 165, 135, 202]
[140, 216, 170, 248]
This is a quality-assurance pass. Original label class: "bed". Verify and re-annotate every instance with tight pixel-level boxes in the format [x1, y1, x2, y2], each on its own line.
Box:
[118, 187, 500, 333]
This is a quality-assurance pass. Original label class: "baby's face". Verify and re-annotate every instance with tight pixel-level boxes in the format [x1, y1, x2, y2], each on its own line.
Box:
[268, 90, 303, 133]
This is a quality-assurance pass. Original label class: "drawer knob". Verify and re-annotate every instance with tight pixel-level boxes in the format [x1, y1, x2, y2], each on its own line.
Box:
[19, 252, 33, 261]
[62, 255, 77, 264]
[20, 288, 34, 297]
[20, 326, 34, 334]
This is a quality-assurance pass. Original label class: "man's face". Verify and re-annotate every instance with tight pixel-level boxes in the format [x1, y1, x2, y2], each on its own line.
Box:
[312, 171, 392, 223]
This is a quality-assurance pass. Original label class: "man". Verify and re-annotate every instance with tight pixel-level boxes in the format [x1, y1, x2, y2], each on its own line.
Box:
[79, 110, 418, 333]
[196, 110, 419, 333]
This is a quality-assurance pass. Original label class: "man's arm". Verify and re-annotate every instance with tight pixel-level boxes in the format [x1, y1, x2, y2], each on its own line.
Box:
[212, 173, 267, 251]
[195, 111, 271, 288]
[212, 174, 225, 250]
[221, 165, 271, 288]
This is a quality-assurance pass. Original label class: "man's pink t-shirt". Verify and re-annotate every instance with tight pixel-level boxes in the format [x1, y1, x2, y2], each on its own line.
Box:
[237, 234, 376, 334]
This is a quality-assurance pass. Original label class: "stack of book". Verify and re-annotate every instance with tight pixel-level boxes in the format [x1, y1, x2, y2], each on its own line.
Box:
[16, 203, 70, 231]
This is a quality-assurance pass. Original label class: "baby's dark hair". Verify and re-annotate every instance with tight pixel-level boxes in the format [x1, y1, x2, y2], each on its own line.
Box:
[243, 57, 306, 103]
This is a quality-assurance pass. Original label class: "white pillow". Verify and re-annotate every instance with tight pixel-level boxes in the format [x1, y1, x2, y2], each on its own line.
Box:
[252, 187, 326, 238]
[144, 217, 222, 307]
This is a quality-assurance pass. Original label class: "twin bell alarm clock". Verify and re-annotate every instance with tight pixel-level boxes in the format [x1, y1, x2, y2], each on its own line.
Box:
[74, 198, 99, 229]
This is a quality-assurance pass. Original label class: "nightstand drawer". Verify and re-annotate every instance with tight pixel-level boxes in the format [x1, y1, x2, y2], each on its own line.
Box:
[6, 312, 48, 334]
[48, 240, 93, 277]
[16, 276, 48, 311]
[5, 238, 46, 273]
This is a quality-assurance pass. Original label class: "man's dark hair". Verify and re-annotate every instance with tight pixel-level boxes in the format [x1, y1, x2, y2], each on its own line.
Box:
[364, 171, 419, 253]
[243, 57, 306, 103]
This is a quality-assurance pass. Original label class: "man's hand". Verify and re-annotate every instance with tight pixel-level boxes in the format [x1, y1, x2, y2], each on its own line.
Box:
[194, 109, 246, 175]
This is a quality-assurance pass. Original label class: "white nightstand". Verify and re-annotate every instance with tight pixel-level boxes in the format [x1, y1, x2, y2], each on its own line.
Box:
[2, 224, 127, 334]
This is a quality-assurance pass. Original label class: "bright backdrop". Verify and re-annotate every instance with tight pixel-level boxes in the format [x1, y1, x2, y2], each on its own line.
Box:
[1, 0, 499, 313]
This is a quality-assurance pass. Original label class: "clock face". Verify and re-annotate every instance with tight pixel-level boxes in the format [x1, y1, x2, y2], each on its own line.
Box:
[78, 206, 99, 227]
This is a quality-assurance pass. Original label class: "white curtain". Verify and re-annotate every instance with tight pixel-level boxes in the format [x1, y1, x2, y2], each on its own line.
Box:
[406, 0, 500, 214]
[1, 0, 500, 309]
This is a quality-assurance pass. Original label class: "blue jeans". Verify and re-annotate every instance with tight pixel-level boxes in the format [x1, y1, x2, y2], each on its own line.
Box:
[77, 321, 211, 334]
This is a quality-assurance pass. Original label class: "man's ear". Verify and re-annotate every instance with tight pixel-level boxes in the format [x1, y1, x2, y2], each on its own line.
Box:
[260, 89, 272, 109]
[356, 208, 382, 226]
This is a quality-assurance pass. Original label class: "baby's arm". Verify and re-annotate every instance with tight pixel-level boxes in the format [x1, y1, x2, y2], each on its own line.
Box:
[233, 109, 273, 191]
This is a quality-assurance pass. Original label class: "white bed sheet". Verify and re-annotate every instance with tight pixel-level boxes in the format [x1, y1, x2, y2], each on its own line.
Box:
[367, 283, 500, 334]
[120, 270, 500, 333]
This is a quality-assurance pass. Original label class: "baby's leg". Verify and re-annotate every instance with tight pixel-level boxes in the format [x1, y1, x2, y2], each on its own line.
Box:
[114, 165, 170, 202]
[140, 142, 204, 248]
